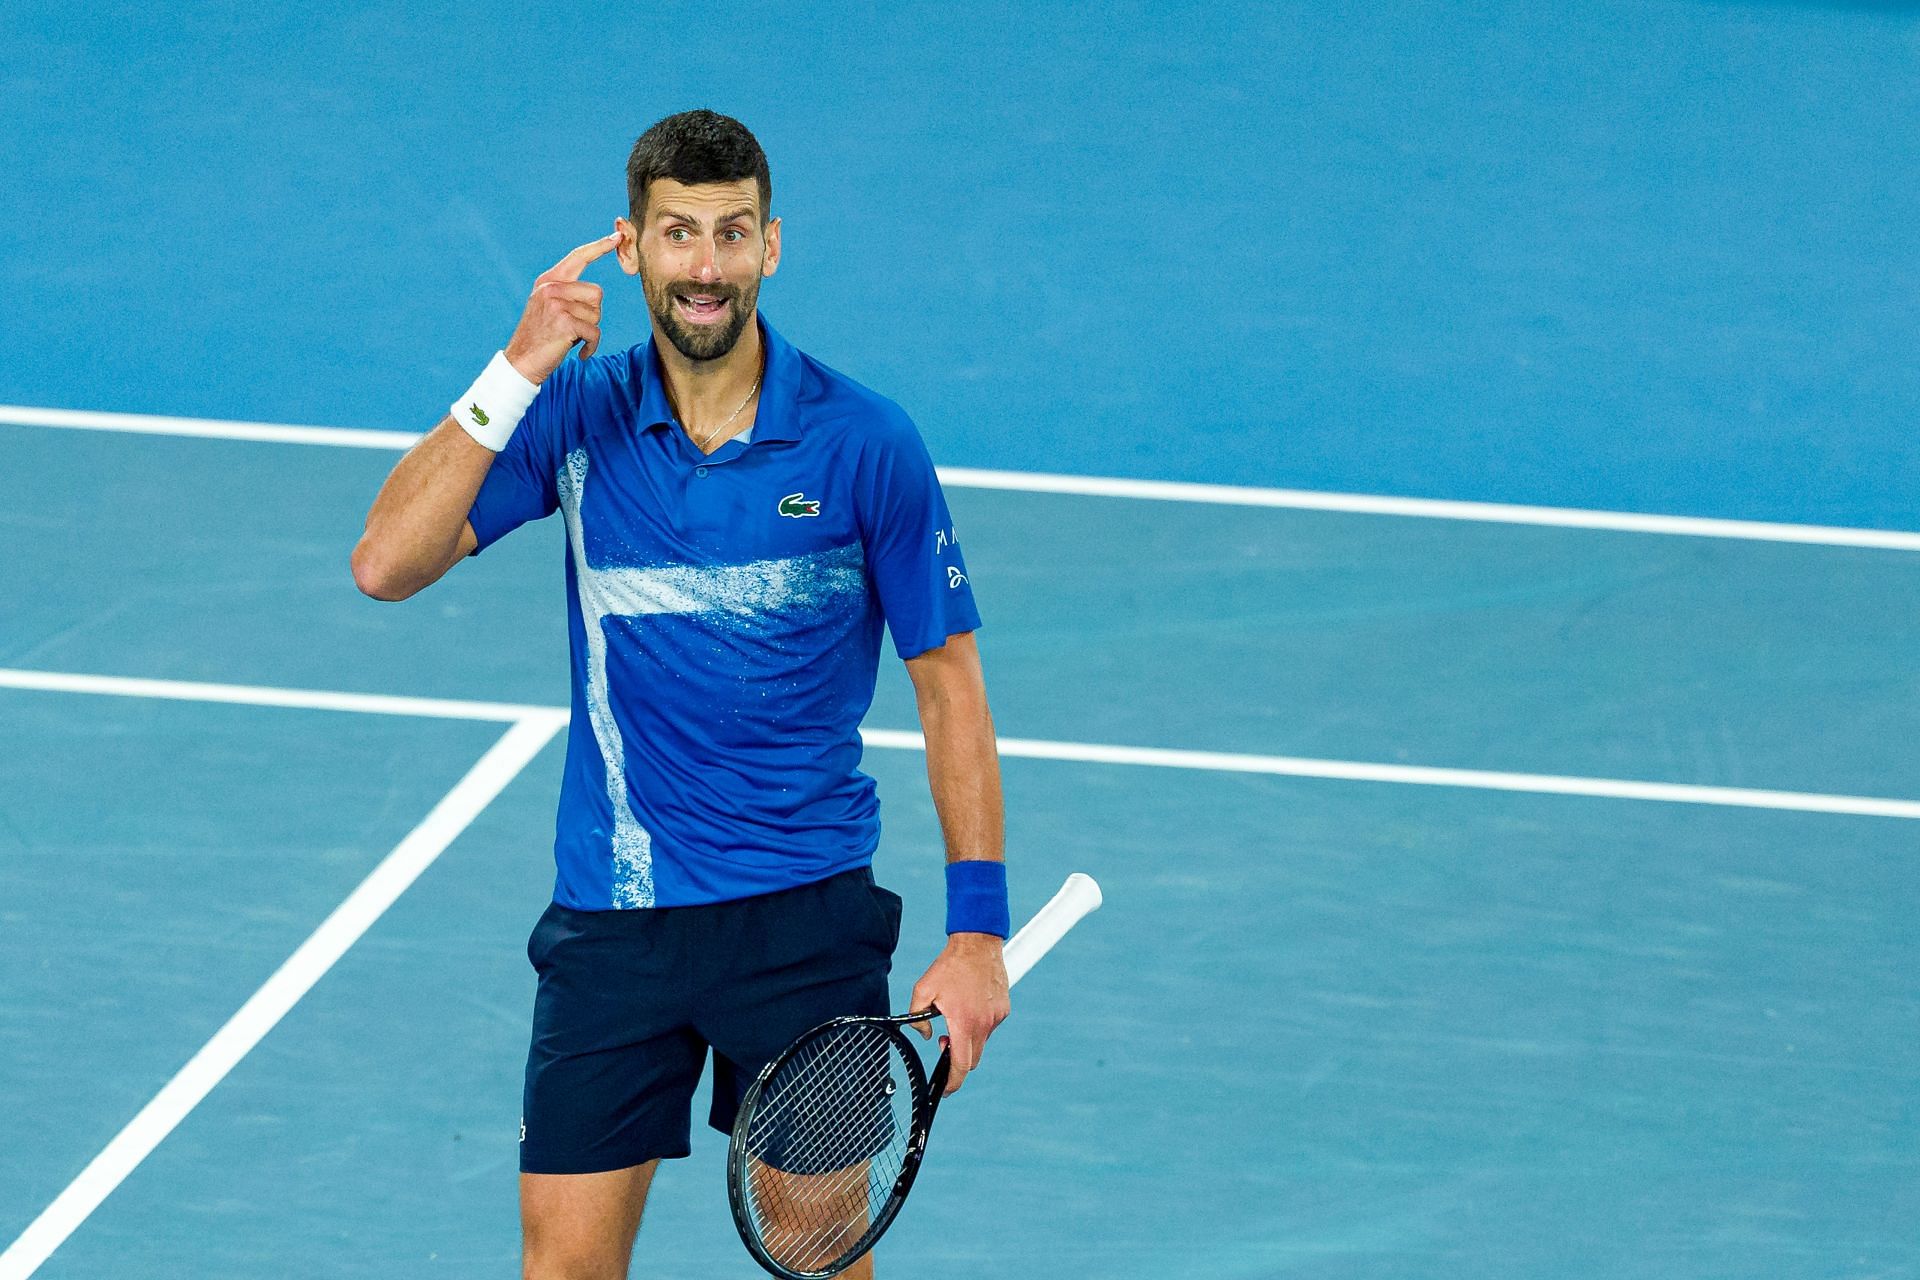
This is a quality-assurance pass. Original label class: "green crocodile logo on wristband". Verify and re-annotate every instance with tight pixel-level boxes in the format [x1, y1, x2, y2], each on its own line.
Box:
[469, 403, 490, 427]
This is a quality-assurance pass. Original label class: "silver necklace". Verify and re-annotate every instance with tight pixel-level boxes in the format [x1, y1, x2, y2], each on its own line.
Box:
[687, 368, 764, 452]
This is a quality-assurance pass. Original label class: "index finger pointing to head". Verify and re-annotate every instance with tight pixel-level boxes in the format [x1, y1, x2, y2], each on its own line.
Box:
[541, 233, 621, 284]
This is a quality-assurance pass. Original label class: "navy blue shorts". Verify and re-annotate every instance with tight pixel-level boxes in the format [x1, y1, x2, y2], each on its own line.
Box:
[520, 866, 903, 1175]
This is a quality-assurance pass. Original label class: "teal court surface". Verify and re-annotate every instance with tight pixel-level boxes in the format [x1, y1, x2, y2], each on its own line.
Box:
[4, 2, 1918, 1276]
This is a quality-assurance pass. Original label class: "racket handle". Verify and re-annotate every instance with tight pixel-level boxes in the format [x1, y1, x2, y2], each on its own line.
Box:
[1003, 872, 1103, 988]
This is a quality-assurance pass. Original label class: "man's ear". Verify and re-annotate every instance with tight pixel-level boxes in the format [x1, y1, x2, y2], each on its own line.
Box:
[762, 216, 782, 278]
[614, 216, 641, 276]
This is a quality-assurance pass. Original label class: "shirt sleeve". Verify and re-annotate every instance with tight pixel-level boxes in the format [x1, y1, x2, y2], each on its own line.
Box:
[855, 411, 983, 659]
[465, 358, 575, 555]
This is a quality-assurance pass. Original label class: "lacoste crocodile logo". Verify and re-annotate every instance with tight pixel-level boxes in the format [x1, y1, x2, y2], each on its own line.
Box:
[469, 403, 490, 427]
[778, 492, 821, 518]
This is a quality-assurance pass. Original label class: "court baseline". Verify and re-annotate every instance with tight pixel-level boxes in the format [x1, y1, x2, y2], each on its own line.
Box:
[4, 404, 1916, 552]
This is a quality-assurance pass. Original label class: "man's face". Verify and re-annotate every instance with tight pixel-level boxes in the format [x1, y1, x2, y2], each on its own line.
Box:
[616, 177, 781, 362]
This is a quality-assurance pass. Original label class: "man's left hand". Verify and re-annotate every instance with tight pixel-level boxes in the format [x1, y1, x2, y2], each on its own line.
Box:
[909, 933, 1011, 1095]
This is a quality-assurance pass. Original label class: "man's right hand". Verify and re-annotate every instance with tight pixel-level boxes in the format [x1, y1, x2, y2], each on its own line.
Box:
[503, 232, 620, 384]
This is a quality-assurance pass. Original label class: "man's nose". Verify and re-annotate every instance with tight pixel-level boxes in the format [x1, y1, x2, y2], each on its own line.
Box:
[692, 236, 719, 281]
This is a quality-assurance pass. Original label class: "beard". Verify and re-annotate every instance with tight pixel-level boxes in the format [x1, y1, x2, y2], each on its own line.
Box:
[641, 262, 761, 362]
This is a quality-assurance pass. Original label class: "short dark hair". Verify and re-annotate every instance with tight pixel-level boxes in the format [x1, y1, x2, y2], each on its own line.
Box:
[626, 110, 772, 224]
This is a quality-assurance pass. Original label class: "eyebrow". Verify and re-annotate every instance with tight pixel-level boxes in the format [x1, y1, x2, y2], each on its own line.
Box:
[654, 206, 759, 227]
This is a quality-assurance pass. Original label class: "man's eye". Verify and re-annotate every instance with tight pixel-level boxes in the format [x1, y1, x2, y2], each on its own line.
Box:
[723, 229, 744, 243]
[669, 229, 689, 242]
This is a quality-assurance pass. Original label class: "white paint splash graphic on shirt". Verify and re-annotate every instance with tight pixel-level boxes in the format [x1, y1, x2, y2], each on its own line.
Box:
[557, 446, 867, 907]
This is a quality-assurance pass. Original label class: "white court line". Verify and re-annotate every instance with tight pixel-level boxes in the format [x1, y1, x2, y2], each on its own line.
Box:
[0, 403, 421, 450]
[5, 402, 1917, 552]
[0, 713, 567, 1280]
[7, 666, 1916, 822]
[934, 467, 1920, 553]
[0, 667, 553, 723]
[859, 730, 1920, 821]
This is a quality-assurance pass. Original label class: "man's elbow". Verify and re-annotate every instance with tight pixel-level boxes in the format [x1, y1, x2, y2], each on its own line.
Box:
[350, 539, 420, 602]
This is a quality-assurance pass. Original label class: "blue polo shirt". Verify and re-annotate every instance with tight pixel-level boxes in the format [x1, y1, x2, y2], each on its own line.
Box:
[466, 315, 980, 910]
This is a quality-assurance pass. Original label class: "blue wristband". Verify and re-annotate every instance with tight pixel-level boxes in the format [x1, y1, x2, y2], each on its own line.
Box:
[945, 859, 1011, 937]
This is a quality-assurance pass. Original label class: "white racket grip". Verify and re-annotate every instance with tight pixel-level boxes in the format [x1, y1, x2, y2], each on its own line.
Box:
[1003, 873, 1103, 989]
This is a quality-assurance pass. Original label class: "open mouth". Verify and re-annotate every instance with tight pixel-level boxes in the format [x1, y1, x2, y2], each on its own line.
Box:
[673, 292, 732, 325]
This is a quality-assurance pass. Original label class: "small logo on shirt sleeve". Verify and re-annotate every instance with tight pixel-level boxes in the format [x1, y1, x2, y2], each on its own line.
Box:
[947, 566, 969, 588]
[778, 492, 821, 518]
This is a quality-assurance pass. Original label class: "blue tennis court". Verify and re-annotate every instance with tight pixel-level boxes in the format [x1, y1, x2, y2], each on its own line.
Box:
[3, 3, 1916, 1278]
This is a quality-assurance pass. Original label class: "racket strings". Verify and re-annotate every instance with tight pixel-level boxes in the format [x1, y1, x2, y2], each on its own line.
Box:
[749, 1028, 879, 1118]
[745, 1030, 902, 1183]
[749, 1158, 886, 1264]
[747, 1026, 901, 1158]
[740, 1023, 916, 1272]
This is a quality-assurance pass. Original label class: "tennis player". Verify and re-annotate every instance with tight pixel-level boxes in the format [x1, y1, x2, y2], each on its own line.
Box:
[350, 109, 1010, 1279]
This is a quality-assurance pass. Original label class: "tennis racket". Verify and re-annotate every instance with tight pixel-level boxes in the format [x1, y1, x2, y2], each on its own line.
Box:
[726, 871, 1103, 1279]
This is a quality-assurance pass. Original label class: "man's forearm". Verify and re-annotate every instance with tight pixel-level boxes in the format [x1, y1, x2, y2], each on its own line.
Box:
[350, 417, 493, 600]
[915, 669, 1005, 864]
[924, 712, 1004, 862]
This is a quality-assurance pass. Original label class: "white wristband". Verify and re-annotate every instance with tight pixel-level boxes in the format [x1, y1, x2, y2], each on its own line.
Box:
[451, 351, 540, 451]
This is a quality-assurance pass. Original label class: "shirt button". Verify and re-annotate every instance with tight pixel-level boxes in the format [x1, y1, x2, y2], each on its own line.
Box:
[695, 465, 709, 477]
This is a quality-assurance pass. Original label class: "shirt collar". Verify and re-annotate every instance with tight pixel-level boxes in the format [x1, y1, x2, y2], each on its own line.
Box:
[634, 313, 802, 444]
